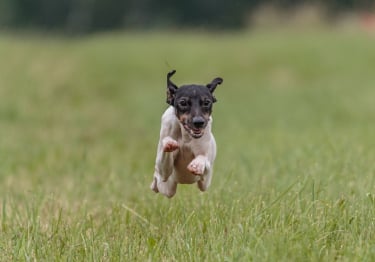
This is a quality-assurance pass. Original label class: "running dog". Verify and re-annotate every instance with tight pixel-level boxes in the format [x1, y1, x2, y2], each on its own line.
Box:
[150, 70, 223, 198]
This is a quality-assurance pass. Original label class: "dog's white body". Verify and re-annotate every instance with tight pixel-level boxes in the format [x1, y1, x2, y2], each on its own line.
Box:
[150, 106, 216, 198]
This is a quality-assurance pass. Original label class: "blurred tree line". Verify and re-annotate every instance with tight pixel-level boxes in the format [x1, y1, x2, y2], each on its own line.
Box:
[0, 0, 373, 33]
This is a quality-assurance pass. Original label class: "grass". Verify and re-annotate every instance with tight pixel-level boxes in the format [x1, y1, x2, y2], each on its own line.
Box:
[0, 28, 375, 261]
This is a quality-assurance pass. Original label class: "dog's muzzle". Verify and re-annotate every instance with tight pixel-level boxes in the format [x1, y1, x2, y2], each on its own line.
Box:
[181, 116, 207, 139]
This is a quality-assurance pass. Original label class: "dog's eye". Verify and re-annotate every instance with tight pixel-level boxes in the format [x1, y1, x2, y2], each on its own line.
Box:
[203, 100, 211, 107]
[179, 99, 188, 107]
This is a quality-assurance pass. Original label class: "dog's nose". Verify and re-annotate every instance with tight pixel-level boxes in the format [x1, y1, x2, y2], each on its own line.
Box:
[192, 117, 205, 128]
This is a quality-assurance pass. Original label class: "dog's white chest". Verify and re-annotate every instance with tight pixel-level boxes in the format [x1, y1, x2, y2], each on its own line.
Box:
[173, 143, 200, 184]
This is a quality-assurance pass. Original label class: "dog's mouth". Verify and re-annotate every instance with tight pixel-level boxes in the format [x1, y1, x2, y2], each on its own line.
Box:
[182, 123, 205, 139]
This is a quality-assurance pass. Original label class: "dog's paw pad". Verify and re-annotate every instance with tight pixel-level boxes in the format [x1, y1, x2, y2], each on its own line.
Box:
[162, 138, 179, 152]
[187, 161, 205, 176]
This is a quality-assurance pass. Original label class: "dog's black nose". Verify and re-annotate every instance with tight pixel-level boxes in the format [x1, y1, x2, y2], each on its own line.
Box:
[192, 117, 205, 128]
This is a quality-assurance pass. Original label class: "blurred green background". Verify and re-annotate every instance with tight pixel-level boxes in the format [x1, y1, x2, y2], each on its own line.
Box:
[1, 1, 375, 260]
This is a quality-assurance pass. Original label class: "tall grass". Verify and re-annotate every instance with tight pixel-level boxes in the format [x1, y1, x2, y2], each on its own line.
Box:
[0, 28, 375, 260]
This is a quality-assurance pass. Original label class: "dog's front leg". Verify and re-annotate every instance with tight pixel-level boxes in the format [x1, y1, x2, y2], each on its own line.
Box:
[150, 136, 179, 197]
[151, 136, 178, 188]
[187, 155, 213, 191]
[156, 136, 179, 181]
[188, 135, 216, 192]
[154, 107, 180, 181]
[151, 107, 180, 195]
[187, 155, 210, 176]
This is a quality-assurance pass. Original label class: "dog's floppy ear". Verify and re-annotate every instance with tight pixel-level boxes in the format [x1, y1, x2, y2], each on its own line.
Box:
[206, 77, 223, 102]
[167, 70, 178, 105]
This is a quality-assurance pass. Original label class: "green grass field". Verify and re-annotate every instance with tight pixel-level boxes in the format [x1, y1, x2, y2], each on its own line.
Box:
[1, 28, 375, 261]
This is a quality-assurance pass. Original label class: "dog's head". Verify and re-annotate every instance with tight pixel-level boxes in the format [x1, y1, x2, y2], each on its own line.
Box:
[166, 70, 223, 139]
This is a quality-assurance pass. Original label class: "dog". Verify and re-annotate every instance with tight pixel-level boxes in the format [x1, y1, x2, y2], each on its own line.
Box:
[150, 70, 223, 198]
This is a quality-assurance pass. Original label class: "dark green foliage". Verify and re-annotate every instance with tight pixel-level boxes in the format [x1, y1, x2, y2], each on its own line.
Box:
[0, 0, 372, 33]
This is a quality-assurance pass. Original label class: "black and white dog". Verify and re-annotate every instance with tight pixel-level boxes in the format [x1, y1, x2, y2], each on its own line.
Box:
[150, 70, 223, 198]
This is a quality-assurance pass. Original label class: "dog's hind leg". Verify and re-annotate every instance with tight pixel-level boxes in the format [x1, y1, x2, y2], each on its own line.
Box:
[197, 171, 213, 192]
[150, 175, 159, 193]
[156, 176, 178, 198]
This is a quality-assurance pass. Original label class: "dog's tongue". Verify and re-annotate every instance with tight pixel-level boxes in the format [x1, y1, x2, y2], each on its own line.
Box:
[193, 128, 201, 133]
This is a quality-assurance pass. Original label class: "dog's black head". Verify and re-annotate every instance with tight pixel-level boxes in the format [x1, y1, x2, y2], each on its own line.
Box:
[166, 70, 223, 139]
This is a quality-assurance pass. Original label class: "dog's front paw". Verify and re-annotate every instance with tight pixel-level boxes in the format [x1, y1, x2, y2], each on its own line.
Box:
[162, 137, 179, 152]
[187, 158, 206, 176]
